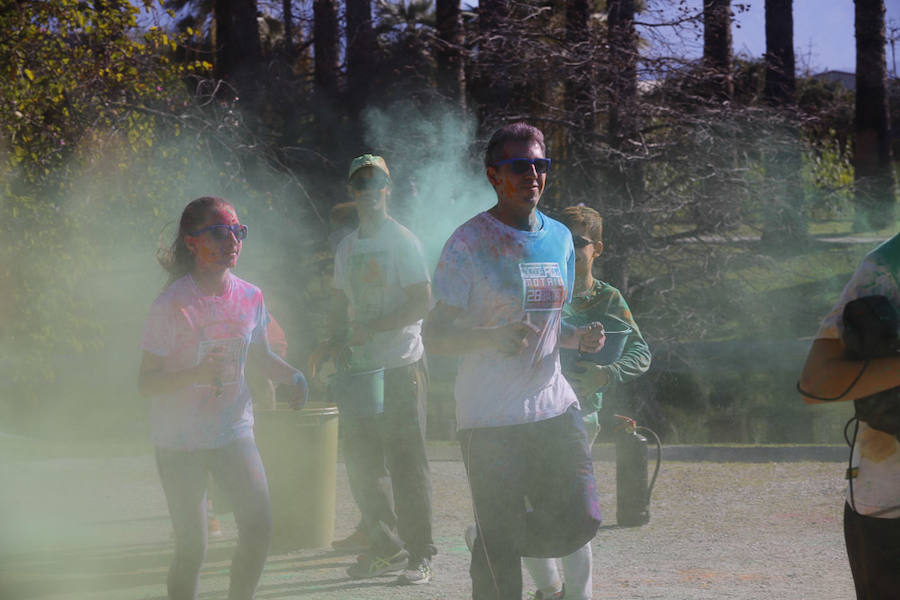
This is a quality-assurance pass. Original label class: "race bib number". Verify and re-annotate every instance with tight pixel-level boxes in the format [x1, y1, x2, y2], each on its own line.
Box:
[519, 262, 566, 312]
[196, 336, 243, 385]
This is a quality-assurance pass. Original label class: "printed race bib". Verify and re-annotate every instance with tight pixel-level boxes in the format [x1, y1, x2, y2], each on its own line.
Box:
[196, 336, 243, 385]
[519, 262, 566, 312]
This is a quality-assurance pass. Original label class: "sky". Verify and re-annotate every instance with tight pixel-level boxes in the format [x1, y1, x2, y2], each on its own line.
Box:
[714, 0, 900, 75]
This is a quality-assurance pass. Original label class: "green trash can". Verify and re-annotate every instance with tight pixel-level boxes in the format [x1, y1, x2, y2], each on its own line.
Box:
[253, 402, 339, 551]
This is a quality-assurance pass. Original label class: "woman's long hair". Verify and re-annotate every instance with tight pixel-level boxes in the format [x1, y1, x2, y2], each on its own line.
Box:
[157, 196, 231, 286]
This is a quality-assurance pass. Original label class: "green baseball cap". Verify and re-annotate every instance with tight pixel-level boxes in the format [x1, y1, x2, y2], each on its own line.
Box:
[348, 154, 391, 182]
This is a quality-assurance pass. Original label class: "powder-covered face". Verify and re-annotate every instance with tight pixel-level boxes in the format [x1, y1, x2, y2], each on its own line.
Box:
[348, 167, 390, 214]
[487, 139, 547, 219]
[186, 204, 242, 273]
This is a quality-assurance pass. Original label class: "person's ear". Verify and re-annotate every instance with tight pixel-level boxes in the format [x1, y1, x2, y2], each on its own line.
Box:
[593, 240, 604, 256]
[486, 165, 501, 188]
[184, 234, 199, 256]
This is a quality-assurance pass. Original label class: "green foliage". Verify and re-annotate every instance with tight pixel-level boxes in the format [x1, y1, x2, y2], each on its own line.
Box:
[803, 131, 854, 220]
[0, 1, 211, 184]
[0, 1, 215, 428]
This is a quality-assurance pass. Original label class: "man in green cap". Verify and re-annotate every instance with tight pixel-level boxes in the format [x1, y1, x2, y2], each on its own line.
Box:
[311, 154, 436, 585]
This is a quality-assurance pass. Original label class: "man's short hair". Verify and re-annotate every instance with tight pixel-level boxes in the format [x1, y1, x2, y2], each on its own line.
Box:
[484, 122, 546, 168]
[559, 205, 603, 243]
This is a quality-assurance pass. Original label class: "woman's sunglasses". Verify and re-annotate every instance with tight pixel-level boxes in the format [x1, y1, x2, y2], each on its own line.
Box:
[492, 157, 552, 174]
[350, 176, 390, 192]
[189, 224, 248, 241]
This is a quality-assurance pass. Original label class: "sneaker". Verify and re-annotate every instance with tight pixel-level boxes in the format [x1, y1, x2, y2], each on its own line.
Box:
[396, 556, 432, 585]
[464, 524, 477, 552]
[346, 549, 408, 579]
[207, 516, 223, 538]
[529, 584, 565, 600]
[332, 527, 369, 552]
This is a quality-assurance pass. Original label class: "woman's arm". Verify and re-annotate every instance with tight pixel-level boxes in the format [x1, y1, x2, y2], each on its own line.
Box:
[247, 327, 308, 408]
[137, 350, 222, 397]
[799, 338, 900, 404]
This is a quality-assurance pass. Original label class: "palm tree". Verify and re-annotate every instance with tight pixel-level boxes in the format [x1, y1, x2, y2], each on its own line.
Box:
[435, 0, 464, 105]
[212, 0, 262, 85]
[764, 0, 794, 103]
[703, 0, 733, 100]
[759, 0, 807, 248]
[313, 0, 340, 97]
[853, 0, 896, 230]
[372, 0, 437, 98]
[605, 0, 642, 291]
[346, 0, 375, 117]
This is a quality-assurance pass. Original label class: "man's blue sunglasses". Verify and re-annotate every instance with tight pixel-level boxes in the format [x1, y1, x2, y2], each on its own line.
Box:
[492, 157, 551, 174]
[189, 224, 248, 241]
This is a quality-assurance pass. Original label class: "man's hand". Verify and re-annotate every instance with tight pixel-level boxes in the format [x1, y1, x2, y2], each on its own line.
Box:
[308, 339, 351, 377]
[567, 362, 611, 397]
[577, 322, 606, 353]
[490, 320, 540, 356]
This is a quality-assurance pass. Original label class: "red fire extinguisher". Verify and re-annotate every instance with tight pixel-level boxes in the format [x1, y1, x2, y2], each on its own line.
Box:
[614, 415, 661, 527]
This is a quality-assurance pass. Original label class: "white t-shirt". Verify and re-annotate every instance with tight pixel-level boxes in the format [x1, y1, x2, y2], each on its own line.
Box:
[333, 217, 430, 371]
[141, 273, 266, 450]
[816, 233, 900, 518]
[432, 211, 578, 430]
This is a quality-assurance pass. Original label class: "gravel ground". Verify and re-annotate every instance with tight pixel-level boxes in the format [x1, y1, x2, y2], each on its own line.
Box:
[0, 447, 855, 600]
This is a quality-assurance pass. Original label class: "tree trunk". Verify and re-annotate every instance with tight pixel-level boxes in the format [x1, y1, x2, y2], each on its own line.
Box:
[758, 0, 805, 249]
[213, 0, 262, 98]
[563, 0, 594, 205]
[703, 0, 733, 100]
[605, 0, 642, 292]
[470, 0, 510, 123]
[853, 0, 896, 230]
[346, 0, 374, 118]
[764, 0, 795, 103]
[313, 0, 339, 96]
[607, 0, 637, 146]
[282, 0, 294, 55]
[435, 0, 465, 107]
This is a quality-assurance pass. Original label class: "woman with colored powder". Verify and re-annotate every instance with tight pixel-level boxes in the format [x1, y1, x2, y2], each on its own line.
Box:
[138, 196, 307, 600]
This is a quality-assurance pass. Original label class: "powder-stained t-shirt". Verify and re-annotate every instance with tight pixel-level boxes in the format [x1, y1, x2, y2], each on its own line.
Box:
[141, 273, 267, 450]
[333, 217, 430, 371]
[816, 233, 900, 518]
[432, 210, 578, 430]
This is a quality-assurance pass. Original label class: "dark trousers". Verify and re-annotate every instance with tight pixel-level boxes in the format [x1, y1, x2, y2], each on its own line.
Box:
[155, 438, 272, 600]
[341, 359, 436, 560]
[460, 405, 602, 600]
[844, 502, 900, 599]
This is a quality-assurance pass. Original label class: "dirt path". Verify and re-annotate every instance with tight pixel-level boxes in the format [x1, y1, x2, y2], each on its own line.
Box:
[0, 452, 854, 599]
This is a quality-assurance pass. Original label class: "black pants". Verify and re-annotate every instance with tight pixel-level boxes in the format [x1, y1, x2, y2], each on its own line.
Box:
[341, 359, 436, 560]
[844, 502, 900, 599]
[460, 405, 602, 600]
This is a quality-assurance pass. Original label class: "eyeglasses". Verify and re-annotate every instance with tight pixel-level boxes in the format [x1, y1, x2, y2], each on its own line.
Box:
[492, 157, 552, 174]
[350, 176, 390, 192]
[572, 234, 593, 249]
[189, 224, 248, 241]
